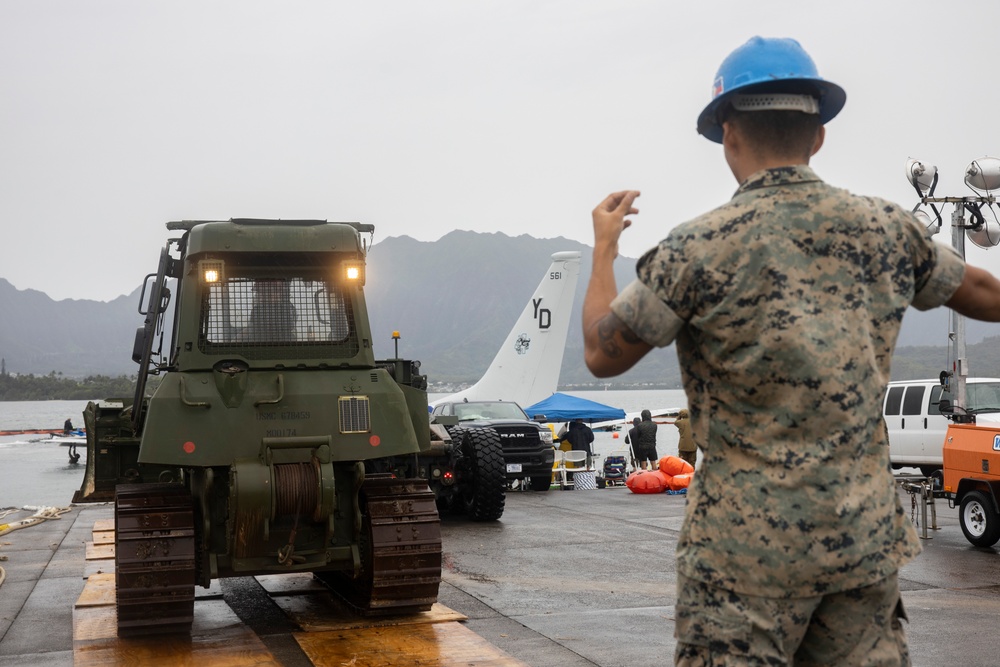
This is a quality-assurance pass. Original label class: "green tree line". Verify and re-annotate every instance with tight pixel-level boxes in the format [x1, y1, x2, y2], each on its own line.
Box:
[0, 371, 136, 401]
[3, 335, 1000, 399]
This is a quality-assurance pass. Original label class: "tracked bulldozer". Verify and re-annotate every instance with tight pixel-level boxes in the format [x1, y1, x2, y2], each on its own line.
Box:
[74, 219, 455, 636]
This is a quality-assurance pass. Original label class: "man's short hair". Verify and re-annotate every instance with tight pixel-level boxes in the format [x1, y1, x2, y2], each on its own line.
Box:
[722, 107, 822, 160]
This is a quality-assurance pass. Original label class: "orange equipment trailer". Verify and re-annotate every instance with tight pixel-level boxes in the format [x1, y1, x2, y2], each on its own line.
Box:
[942, 423, 1000, 546]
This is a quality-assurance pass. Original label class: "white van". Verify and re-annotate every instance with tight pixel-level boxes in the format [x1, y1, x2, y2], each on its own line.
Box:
[883, 377, 1000, 474]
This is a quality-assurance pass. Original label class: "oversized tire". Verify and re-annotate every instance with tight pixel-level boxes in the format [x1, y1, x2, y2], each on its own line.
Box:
[456, 427, 506, 521]
[530, 475, 552, 492]
[959, 490, 1000, 547]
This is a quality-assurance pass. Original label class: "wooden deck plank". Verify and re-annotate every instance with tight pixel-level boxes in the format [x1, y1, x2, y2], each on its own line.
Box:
[73, 600, 280, 666]
[92, 529, 114, 545]
[274, 592, 466, 632]
[295, 621, 529, 667]
[76, 572, 116, 607]
[85, 541, 114, 560]
[93, 518, 114, 532]
[76, 521, 513, 667]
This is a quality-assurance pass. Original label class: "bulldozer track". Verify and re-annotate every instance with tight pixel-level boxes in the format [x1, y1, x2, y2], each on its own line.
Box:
[114, 483, 196, 637]
[317, 474, 442, 616]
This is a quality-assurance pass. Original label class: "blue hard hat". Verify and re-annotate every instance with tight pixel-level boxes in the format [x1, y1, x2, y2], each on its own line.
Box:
[696, 36, 846, 144]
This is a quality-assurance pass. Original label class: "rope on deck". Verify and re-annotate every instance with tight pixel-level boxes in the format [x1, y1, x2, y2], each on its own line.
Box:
[0, 506, 72, 591]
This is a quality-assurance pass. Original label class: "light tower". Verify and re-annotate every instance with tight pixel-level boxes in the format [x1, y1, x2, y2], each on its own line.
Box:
[905, 157, 1000, 412]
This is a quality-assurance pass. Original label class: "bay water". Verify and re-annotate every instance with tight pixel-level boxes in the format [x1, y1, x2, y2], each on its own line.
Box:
[0, 390, 688, 509]
[0, 399, 98, 509]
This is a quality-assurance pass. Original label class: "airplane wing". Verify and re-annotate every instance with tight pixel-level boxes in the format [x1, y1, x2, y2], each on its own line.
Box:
[590, 407, 685, 431]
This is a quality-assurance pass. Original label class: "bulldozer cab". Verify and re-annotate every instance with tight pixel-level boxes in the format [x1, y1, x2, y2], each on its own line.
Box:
[173, 220, 375, 374]
[197, 272, 355, 358]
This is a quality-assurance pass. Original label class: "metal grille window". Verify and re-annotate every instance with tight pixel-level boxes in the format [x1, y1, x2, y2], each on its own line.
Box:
[199, 276, 358, 359]
[339, 396, 371, 433]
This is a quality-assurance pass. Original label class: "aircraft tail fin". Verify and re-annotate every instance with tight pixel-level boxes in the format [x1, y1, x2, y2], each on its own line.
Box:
[437, 250, 581, 408]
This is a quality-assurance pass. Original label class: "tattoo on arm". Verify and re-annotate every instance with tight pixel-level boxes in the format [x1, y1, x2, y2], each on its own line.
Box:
[596, 313, 639, 358]
[620, 326, 643, 345]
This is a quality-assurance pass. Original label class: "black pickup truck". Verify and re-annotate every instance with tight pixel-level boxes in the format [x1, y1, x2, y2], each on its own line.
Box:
[430, 399, 555, 491]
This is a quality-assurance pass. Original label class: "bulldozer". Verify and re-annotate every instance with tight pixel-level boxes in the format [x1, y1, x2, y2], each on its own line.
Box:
[73, 218, 500, 636]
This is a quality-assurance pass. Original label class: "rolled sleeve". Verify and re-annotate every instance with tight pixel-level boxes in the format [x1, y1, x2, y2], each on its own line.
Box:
[610, 279, 685, 348]
[912, 244, 965, 311]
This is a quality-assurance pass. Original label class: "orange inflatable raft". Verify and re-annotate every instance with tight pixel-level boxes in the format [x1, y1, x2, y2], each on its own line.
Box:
[626, 456, 695, 494]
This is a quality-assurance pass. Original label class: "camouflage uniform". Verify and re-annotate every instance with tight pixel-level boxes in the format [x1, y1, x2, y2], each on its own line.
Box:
[610, 165, 965, 663]
[674, 572, 909, 665]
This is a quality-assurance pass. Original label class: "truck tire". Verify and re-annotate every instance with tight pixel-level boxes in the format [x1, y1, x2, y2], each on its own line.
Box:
[959, 490, 1000, 547]
[456, 427, 506, 521]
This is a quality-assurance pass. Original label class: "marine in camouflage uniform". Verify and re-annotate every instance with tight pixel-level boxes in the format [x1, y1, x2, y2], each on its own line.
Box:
[611, 164, 962, 664]
[581, 36, 1000, 665]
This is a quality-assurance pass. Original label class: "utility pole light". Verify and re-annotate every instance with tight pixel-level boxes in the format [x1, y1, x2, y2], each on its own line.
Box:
[905, 156, 1000, 413]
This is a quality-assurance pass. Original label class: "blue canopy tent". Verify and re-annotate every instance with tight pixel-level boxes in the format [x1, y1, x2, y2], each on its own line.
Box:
[524, 393, 625, 423]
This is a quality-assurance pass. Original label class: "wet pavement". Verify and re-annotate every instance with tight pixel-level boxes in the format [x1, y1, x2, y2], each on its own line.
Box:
[1, 484, 999, 666]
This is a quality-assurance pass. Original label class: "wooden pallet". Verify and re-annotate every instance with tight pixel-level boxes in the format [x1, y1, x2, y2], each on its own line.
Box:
[76, 521, 528, 666]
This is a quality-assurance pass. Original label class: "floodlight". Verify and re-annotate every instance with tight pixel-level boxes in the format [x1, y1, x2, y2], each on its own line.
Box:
[964, 157, 1000, 192]
[199, 260, 224, 284]
[913, 209, 940, 236]
[905, 159, 938, 195]
[342, 262, 365, 284]
[967, 217, 1000, 248]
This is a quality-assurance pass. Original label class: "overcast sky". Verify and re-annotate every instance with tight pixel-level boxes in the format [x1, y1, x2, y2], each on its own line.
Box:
[3, 1, 1000, 302]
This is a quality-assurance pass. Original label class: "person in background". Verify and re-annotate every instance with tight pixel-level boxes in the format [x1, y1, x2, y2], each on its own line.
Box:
[563, 418, 595, 468]
[624, 416, 641, 469]
[673, 409, 696, 468]
[63, 418, 80, 463]
[581, 35, 1000, 665]
[633, 409, 658, 469]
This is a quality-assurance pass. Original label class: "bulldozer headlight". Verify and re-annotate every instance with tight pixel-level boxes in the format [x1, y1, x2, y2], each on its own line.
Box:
[200, 260, 224, 284]
[343, 262, 364, 284]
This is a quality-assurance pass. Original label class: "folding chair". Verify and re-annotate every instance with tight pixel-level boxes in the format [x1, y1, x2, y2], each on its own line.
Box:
[550, 450, 565, 490]
[560, 450, 588, 489]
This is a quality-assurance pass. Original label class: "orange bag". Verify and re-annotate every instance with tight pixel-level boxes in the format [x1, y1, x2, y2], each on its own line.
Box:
[659, 455, 694, 476]
[669, 472, 693, 491]
[626, 470, 669, 494]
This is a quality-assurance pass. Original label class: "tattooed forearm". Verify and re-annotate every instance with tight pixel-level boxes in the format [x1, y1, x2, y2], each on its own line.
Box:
[597, 313, 633, 358]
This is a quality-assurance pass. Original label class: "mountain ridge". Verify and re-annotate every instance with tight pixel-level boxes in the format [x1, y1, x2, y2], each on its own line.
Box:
[0, 231, 996, 387]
